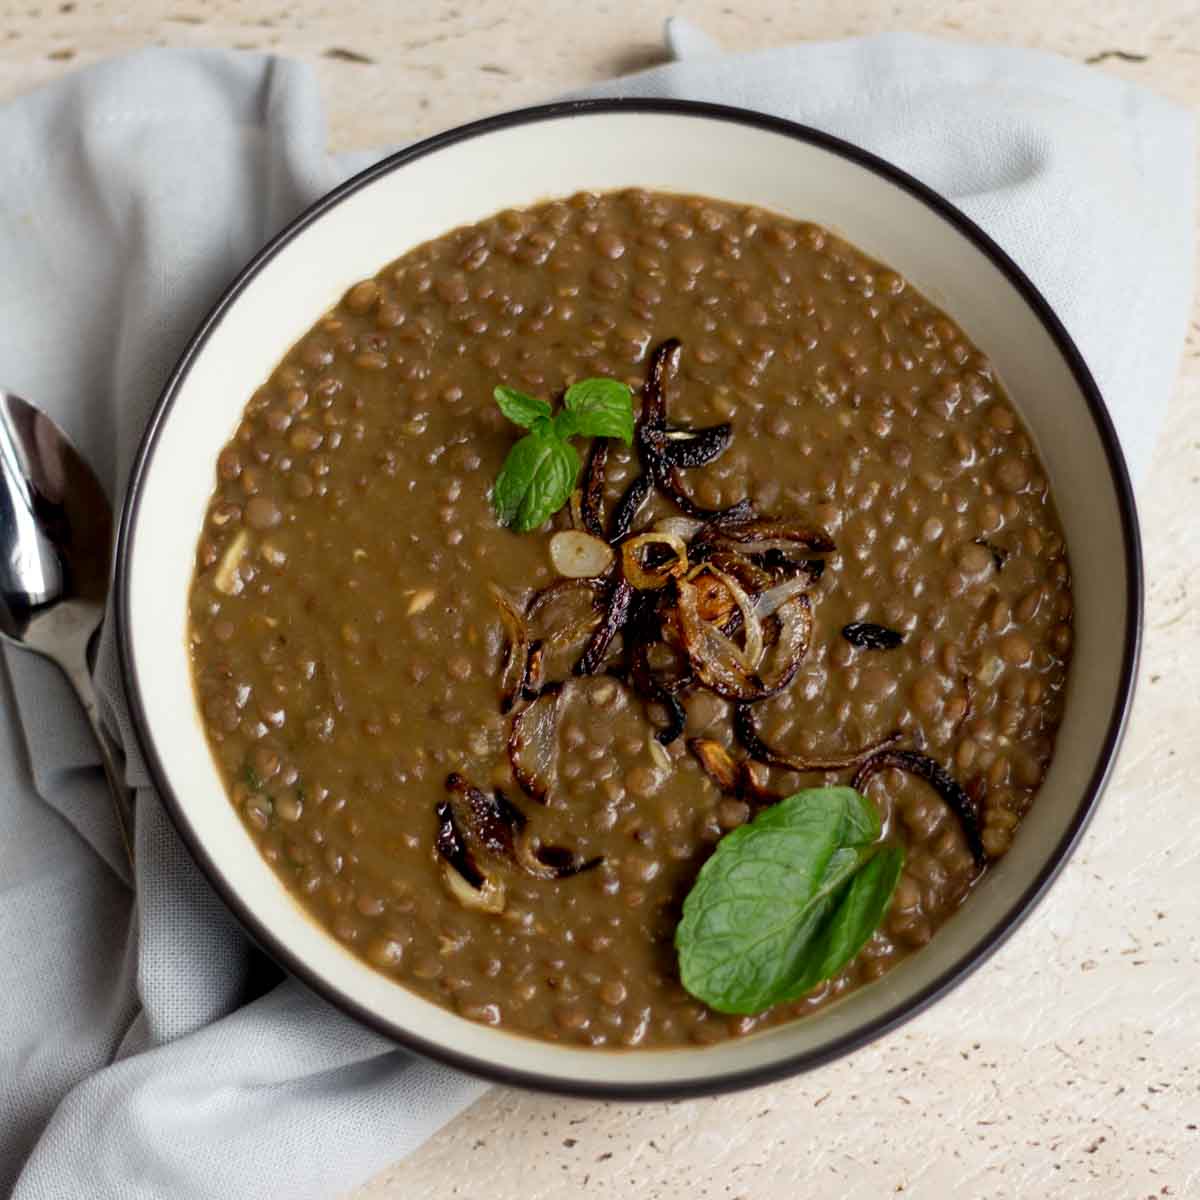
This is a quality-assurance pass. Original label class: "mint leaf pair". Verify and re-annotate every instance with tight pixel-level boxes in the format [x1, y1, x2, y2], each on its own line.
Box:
[492, 379, 634, 532]
[675, 787, 904, 1014]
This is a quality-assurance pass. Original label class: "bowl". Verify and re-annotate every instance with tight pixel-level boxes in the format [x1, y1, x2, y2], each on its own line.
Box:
[115, 99, 1141, 1098]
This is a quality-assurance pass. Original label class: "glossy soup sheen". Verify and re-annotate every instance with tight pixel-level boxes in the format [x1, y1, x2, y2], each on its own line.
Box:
[188, 189, 1072, 1048]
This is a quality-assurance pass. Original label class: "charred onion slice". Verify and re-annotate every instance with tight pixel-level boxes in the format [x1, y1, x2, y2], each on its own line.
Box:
[488, 785, 602, 880]
[739, 758, 780, 806]
[443, 775, 603, 883]
[526, 577, 604, 665]
[701, 518, 836, 556]
[688, 738, 784, 807]
[545, 614, 603, 662]
[622, 531, 689, 590]
[661, 565, 739, 640]
[726, 590, 811, 699]
[632, 662, 688, 745]
[675, 583, 811, 701]
[614, 339, 752, 532]
[514, 837, 604, 880]
[435, 798, 484, 884]
[752, 575, 813, 621]
[688, 737, 739, 791]
[667, 564, 764, 664]
[851, 749, 986, 865]
[637, 339, 754, 524]
[748, 549, 826, 586]
[653, 515, 705, 541]
[526, 576, 606, 620]
[701, 564, 763, 669]
[434, 799, 505, 913]
[733, 702, 902, 772]
[609, 473, 653, 543]
[581, 439, 609, 539]
[673, 574, 754, 689]
[490, 584, 529, 715]
[650, 449, 754, 524]
[445, 771, 518, 857]
[701, 548, 776, 594]
[507, 683, 562, 803]
[640, 337, 680, 430]
[519, 640, 545, 702]
[575, 575, 634, 675]
[660, 422, 733, 468]
[653, 689, 687, 745]
[630, 634, 690, 745]
[440, 859, 505, 913]
[842, 621, 906, 650]
[621, 591, 688, 745]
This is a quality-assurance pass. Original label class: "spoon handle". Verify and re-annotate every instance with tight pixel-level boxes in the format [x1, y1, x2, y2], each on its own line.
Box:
[61, 655, 136, 868]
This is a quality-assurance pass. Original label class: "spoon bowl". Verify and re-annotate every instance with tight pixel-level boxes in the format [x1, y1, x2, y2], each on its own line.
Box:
[0, 388, 133, 862]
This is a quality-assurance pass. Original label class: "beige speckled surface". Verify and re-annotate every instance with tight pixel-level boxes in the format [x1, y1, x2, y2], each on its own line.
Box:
[3, 2, 1198, 1196]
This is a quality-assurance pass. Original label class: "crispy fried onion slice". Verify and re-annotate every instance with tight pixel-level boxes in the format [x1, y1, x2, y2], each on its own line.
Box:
[659, 422, 732, 468]
[852, 749, 986, 865]
[634, 339, 754, 524]
[752, 575, 815, 621]
[490, 584, 529, 715]
[575, 575, 634, 676]
[492, 580, 606, 710]
[436, 773, 602, 912]
[434, 794, 507, 914]
[580, 438, 609, 539]
[732, 703, 903, 773]
[507, 683, 562, 803]
[526, 577, 606, 669]
[673, 577, 812, 701]
[698, 517, 836, 557]
[626, 600, 692, 745]
[688, 738, 783, 807]
[621, 531, 689, 591]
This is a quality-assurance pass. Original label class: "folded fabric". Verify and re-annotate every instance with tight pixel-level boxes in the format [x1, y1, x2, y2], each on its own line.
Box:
[1, 18, 1192, 1199]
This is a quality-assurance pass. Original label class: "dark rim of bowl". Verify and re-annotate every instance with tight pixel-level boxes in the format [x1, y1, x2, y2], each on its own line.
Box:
[115, 97, 1143, 1101]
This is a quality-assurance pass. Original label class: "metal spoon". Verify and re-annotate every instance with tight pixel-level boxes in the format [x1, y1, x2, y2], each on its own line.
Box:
[0, 388, 134, 865]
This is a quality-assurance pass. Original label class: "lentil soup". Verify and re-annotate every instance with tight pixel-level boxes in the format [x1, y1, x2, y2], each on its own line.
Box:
[188, 189, 1072, 1048]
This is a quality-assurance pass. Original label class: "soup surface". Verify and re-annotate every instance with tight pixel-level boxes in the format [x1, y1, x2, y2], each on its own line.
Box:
[188, 189, 1072, 1048]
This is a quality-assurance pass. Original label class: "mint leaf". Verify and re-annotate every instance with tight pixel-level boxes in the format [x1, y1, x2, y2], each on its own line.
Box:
[551, 409, 582, 443]
[492, 430, 553, 527]
[494, 385, 553, 429]
[492, 429, 580, 532]
[491, 376, 630, 533]
[780, 843, 904, 1003]
[516, 436, 579, 532]
[562, 378, 634, 444]
[675, 787, 903, 1015]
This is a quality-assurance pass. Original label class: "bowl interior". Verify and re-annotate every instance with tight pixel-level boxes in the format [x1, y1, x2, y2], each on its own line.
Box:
[122, 104, 1137, 1094]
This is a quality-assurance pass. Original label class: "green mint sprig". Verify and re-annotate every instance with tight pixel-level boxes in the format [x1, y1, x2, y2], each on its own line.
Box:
[675, 787, 904, 1014]
[491, 379, 634, 533]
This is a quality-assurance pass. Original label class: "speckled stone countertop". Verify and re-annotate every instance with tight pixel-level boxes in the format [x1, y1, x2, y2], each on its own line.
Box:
[3, 3, 1198, 1196]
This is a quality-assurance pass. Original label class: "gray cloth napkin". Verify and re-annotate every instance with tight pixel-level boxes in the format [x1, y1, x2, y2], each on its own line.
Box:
[1, 17, 1192, 1199]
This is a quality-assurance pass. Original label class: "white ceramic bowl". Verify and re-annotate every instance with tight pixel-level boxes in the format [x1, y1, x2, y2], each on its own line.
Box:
[116, 100, 1141, 1098]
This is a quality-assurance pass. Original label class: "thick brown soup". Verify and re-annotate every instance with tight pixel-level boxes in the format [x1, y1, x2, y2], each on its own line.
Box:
[188, 190, 1071, 1048]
